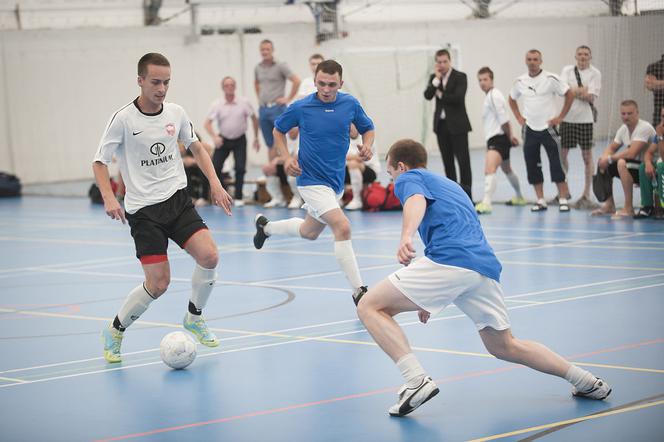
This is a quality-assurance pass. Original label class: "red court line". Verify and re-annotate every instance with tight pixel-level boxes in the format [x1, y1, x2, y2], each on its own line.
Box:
[95, 338, 663, 441]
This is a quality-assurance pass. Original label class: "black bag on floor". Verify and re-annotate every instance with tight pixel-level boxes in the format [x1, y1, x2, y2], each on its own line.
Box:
[0, 172, 21, 197]
[592, 167, 612, 203]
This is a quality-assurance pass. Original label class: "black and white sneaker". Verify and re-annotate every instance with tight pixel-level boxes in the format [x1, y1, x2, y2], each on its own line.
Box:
[531, 202, 548, 212]
[352, 286, 368, 306]
[253, 214, 270, 249]
[572, 378, 612, 400]
[388, 376, 439, 417]
[633, 207, 653, 219]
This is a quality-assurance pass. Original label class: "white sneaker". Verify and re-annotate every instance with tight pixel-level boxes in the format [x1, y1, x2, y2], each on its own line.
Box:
[263, 199, 286, 208]
[572, 378, 611, 400]
[288, 195, 303, 209]
[234, 199, 245, 207]
[345, 199, 363, 211]
[388, 376, 439, 417]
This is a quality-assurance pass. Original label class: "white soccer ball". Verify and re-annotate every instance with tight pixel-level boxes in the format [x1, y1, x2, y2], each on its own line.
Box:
[160, 331, 197, 369]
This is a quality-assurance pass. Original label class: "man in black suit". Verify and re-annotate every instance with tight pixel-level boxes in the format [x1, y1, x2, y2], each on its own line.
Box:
[424, 49, 473, 199]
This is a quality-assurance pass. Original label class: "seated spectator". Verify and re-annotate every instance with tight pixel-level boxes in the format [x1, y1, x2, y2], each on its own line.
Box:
[262, 127, 299, 208]
[180, 135, 214, 207]
[345, 123, 380, 210]
[635, 106, 664, 219]
[592, 100, 655, 219]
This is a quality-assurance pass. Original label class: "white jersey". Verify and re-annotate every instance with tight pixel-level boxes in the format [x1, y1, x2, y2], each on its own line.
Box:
[94, 100, 198, 214]
[613, 119, 656, 162]
[510, 70, 569, 131]
[348, 137, 381, 173]
[560, 64, 601, 124]
[481, 88, 511, 141]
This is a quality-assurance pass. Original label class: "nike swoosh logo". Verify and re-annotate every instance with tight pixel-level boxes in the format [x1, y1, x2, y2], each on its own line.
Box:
[133, 131, 143, 136]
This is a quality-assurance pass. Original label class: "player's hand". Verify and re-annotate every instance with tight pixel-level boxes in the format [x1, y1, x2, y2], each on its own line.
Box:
[548, 117, 562, 127]
[397, 237, 416, 266]
[253, 139, 260, 152]
[214, 135, 223, 148]
[516, 116, 526, 127]
[275, 96, 288, 105]
[418, 310, 430, 324]
[598, 155, 610, 171]
[645, 161, 655, 179]
[285, 156, 302, 177]
[210, 181, 233, 216]
[104, 197, 126, 224]
[510, 136, 519, 147]
[358, 144, 373, 161]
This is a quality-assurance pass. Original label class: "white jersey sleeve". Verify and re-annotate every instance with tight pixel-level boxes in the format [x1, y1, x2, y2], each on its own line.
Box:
[491, 89, 510, 126]
[509, 79, 522, 100]
[551, 73, 569, 96]
[634, 121, 656, 142]
[178, 108, 198, 148]
[94, 103, 131, 165]
[588, 67, 601, 97]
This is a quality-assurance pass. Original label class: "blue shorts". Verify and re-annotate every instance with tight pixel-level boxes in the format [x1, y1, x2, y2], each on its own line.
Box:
[259, 104, 287, 148]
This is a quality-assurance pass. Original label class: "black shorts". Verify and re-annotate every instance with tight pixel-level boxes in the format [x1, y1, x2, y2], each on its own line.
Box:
[126, 188, 208, 259]
[560, 122, 593, 149]
[607, 159, 641, 185]
[344, 166, 378, 185]
[486, 134, 511, 161]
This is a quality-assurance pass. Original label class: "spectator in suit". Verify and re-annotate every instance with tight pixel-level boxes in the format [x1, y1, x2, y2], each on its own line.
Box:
[424, 49, 473, 200]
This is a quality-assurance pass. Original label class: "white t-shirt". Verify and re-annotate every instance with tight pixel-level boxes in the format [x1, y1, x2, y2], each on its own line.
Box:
[94, 100, 197, 214]
[347, 136, 381, 173]
[560, 64, 601, 124]
[481, 88, 511, 141]
[298, 76, 317, 98]
[613, 119, 656, 162]
[510, 70, 569, 131]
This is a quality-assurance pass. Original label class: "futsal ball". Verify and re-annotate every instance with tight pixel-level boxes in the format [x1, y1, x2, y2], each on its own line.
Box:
[160, 331, 197, 369]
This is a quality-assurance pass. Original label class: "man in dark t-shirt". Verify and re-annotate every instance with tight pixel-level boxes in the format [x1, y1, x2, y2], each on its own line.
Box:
[645, 54, 664, 125]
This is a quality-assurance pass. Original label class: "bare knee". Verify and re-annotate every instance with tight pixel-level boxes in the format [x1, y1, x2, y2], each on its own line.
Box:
[331, 220, 351, 240]
[300, 228, 320, 240]
[147, 276, 170, 298]
[197, 248, 219, 269]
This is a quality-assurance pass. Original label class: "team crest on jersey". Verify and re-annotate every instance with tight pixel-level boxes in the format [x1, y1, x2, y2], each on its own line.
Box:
[165, 123, 176, 136]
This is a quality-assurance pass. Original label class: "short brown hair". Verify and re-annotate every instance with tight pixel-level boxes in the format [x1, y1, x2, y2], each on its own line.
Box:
[435, 49, 451, 60]
[527, 49, 542, 57]
[576, 45, 592, 54]
[386, 139, 428, 169]
[621, 99, 639, 109]
[477, 66, 494, 80]
[309, 53, 324, 61]
[315, 59, 343, 79]
[138, 53, 170, 77]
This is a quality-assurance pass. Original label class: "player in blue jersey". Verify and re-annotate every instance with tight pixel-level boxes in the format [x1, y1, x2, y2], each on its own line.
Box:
[253, 59, 375, 301]
[355, 139, 611, 417]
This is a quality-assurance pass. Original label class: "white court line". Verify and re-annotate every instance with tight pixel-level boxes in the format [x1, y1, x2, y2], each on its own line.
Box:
[1, 280, 662, 386]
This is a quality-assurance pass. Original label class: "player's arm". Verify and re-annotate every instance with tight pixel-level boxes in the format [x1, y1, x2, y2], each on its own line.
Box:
[273, 127, 301, 176]
[284, 74, 301, 103]
[613, 140, 647, 161]
[643, 142, 657, 179]
[645, 74, 664, 91]
[203, 118, 222, 148]
[598, 141, 621, 170]
[423, 74, 438, 101]
[358, 129, 375, 161]
[250, 113, 260, 151]
[254, 78, 260, 98]
[189, 140, 233, 215]
[549, 89, 574, 127]
[440, 72, 467, 105]
[508, 96, 525, 126]
[93, 161, 126, 224]
[398, 194, 426, 266]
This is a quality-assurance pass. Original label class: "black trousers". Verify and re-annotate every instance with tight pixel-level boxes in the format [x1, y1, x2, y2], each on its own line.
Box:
[212, 134, 247, 200]
[435, 120, 472, 200]
[522, 126, 565, 185]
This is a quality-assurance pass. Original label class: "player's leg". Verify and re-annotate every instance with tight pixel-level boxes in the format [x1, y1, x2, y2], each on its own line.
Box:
[476, 149, 502, 214]
[452, 133, 472, 200]
[320, 207, 365, 295]
[542, 128, 570, 211]
[614, 159, 637, 218]
[523, 128, 546, 211]
[436, 124, 457, 183]
[232, 136, 247, 204]
[635, 162, 655, 218]
[500, 159, 526, 206]
[345, 159, 365, 210]
[356, 277, 439, 416]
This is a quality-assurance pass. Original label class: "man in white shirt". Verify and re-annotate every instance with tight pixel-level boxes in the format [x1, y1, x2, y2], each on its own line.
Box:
[509, 49, 574, 212]
[204, 76, 259, 207]
[474, 67, 525, 215]
[345, 123, 381, 210]
[93, 53, 233, 363]
[560, 46, 602, 210]
[592, 100, 656, 219]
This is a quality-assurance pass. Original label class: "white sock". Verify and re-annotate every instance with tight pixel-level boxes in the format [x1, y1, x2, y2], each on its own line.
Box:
[190, 264, 216, 313]
[349, 168, 363, 203]
[288, 175, 300, 198]
[334, 240, 363, 289]
[266, 176, 284, 203]
[506, 172, 523, 198]
[264, 217, 304, 237]
[117, 283, 155, 329]
[396, 353, 426, 387]
[482, 174, 497, 206]
[565, 365, 596, 392]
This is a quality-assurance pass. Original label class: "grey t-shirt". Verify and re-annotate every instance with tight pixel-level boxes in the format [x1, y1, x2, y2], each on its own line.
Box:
[254, 60, 293, 105]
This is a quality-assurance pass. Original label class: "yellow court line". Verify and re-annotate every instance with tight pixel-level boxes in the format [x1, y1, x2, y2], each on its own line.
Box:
[468, 400, 664, 442]
[0, 375, 27, 383]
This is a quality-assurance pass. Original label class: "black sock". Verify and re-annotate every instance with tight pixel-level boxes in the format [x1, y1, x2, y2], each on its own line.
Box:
[112, 315, 126, 332]
[188, 301, 202, 316]
[276, 164, 288, 185]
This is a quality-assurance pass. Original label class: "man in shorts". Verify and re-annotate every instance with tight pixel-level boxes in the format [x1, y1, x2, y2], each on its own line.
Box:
[93, 53, 233, 363]
[474, 66, 525, 215]
[253, 59, 375, 301]
[355, 139, 611, 417]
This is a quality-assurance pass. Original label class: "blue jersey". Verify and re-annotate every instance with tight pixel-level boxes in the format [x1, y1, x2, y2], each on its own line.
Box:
[394, 169, 502, 281]
[275, 92, 374, 193]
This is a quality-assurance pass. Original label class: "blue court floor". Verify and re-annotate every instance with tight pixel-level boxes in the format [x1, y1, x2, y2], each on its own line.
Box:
[0, 189, 662, 441]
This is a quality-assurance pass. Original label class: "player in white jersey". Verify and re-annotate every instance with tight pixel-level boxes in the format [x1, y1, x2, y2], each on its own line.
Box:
[93, 53, 233, 363]
[559, 46, 602, 210]
[345, 123, 381, 210]
[474, 67, 525, 215]
[509, 49, 574, 212]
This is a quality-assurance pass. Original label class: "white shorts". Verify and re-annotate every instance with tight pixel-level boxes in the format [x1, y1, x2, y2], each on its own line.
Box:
[388, 256, 511, 331]
[298, 185, 343, 223]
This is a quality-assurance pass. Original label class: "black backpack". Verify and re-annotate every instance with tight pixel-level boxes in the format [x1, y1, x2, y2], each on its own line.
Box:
[592, 166, 612, 203]
[0, 172, 21, 197]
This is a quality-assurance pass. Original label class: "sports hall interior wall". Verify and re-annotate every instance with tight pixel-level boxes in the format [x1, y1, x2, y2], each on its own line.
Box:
[0, 14, 662, 184]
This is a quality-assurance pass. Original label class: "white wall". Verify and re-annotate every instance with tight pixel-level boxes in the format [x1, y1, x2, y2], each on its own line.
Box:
[0, 14, 662, 183]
